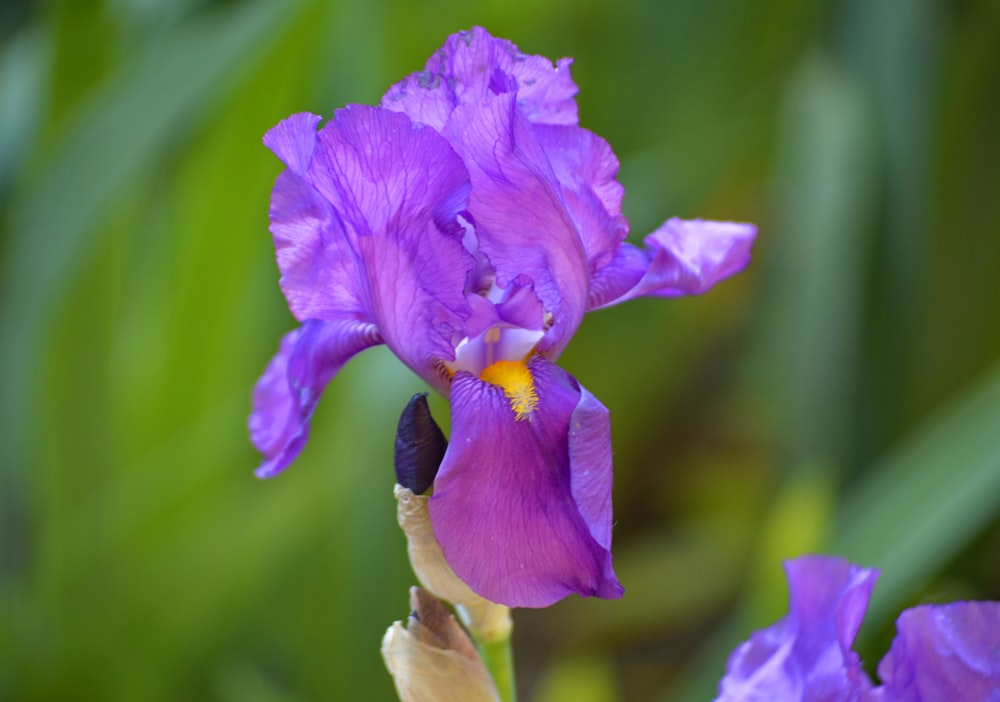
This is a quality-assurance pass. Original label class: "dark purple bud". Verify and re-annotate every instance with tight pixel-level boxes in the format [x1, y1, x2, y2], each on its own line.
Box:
[394, 393, 447, 495]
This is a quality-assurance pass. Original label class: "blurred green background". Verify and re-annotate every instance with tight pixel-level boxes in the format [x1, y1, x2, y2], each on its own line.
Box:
[1, 0, 998, 700]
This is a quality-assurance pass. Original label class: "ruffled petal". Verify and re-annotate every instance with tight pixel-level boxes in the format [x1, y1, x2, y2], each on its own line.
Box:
[567, 385, 615, 551]
[428, 356, 622, 608]
[463, 275, 546, 343]
[381, 26, 578, 131]
[443, 94, 592, 356]
[586, 242, 649, 310]
[532, 124, 628, 272]
[267, 105, 475, 388]
[591, 218, 757, 309]
[264, 112, 321, 177]
[267, 168, 369, 322]
[874, 602, 1000, 702]
[715, 555, 876, 701]
[249, 319, 381, 478]
[495, 276, 545, 330]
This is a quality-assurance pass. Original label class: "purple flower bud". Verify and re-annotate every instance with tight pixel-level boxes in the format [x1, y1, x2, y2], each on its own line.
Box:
[394, 393, 448, 495]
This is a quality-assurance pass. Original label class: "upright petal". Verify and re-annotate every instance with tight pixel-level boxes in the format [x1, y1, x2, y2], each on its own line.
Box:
[381, 26, 578, 131]
[269, 105, 476, 388]
[264, 112, 322, 177]
[462, 276, 545, 343]
[590, 218, 757, 310]
[495, 276, 545, 331]
[532, 123, 628, 272]
[267, 168, 368, 322]
[874, 602, 1000, 702]
[443, 94, 593, 356]
[250, 319, 382, 478]
[428, 355, 622, 608]
[715, 555, 877, 702]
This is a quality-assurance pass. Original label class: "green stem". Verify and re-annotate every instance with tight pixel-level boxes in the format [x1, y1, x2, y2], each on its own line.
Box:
[478, 633, 517, 702]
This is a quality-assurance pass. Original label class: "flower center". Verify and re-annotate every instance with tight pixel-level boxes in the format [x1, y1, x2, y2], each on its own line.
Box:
[448, 325, 543, 377]
[480, 360, 538, 421]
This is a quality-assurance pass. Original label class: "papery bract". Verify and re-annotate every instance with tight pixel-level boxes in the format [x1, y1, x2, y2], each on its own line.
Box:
[250, 26, 757, 608]
[382, 587, 501, 702]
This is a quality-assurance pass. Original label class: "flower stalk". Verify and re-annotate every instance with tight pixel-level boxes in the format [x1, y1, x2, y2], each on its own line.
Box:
[392, 394, 518, 699]
[472, 626, 517, 702]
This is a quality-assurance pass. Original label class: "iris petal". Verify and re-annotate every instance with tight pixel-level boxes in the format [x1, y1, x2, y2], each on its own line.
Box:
[532, 123, 628, 274]
[590, 218, 757, 309]
[265, 105, 475, 390]
[717, 555, 1000, 701]
[443, 94, 591, 356]
[250, 319, 381, 478]
[875, 602, 1000, 701]
[715, 555, 876, 701]
[263, 112, 321, 176]
[428, 355, 622, 608]
[268, 168, 369, 323]
[381, 26, 578, 131]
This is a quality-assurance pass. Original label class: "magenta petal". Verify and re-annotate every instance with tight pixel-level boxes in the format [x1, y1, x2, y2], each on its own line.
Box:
[381, 26, 578, 131]
[249, 319, 381, 478]
[715, 555, 877, 701]
[428, 356, 622, 608]
[875, 602, 1000, 702]
[592, 218, 757, 309]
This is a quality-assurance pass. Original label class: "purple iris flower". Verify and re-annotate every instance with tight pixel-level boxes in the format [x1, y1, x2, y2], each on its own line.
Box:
[716, 554, 1000, 701]
[249, 27, 756, 608]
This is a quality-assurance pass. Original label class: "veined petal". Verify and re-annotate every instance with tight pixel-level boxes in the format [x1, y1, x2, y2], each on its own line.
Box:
[250, 319, 381, 478]
[874, 602, 1000, 702]
[715, 555, 877, 701]
[532, 124, 628, 272]
[443, 94, 592, 357]
[381, 26, 578, 131]
[264, 112, 321, 177]
[428, 355, 622, 608]
[568, 386, 614, 551]
[268, 105, 475, 388]
[463, 275, 545, 342]
[268, 169, 368, 322]
[586, 242, 649, 311]
[590, 218, 757, 310]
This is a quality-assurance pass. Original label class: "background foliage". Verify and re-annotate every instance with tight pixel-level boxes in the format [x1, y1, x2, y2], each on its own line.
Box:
[2, 0, 998, 700]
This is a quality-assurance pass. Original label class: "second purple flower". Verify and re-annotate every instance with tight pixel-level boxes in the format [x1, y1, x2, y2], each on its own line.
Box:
[249, 27, 757, 608]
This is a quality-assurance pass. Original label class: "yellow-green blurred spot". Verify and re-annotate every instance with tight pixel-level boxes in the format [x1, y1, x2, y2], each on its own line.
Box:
[533, 654, 619, 702]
